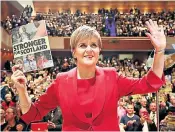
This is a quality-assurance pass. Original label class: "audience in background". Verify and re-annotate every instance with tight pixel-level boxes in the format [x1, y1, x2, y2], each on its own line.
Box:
[1, 55, 175, 131]
[1, 7, 175, 37]
[1, 5, 175, 131]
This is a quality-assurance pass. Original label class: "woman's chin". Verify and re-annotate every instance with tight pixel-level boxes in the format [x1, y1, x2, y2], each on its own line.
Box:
[83, 61, 96, 67]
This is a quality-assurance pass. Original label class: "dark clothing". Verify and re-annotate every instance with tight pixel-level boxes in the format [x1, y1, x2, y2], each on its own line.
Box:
[42, 107, 62, 131]
[1, 122, 18, 131]
[4, 60, 11, 71]
[137, 121, 157, 131]
[120, 114, 140, 131]
[134, 102, 141, 115]
[159, 107, 168, 122]
[1, 118, 27, 131]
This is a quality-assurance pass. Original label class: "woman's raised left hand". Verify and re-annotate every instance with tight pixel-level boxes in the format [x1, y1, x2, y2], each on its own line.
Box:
[145, 19, 166, 51]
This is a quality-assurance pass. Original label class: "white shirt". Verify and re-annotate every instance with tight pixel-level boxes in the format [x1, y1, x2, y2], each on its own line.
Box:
[142, 121, 149, 132]
[150, 111, 157, 126]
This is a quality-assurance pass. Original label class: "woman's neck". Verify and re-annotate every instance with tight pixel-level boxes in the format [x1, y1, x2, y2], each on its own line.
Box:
[77, 65, 96, 79]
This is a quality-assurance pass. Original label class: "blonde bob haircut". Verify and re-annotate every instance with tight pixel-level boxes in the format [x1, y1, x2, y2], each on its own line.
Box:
[70, 25, 102, 52]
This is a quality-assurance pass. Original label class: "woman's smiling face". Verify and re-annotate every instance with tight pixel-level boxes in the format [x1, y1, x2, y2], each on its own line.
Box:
[73, 36, 100, 67]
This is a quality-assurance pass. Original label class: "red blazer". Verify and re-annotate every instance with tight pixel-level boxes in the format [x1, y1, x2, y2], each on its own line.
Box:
[21, 66, 165, 131]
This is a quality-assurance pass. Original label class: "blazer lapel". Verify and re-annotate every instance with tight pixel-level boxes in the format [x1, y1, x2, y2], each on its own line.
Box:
[64, 67, 91, 123]
[64, 66, 106, 124]
[92, 66, 106, 121]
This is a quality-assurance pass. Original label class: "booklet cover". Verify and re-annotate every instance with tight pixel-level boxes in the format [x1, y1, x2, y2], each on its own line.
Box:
[11, 20, 54, 72]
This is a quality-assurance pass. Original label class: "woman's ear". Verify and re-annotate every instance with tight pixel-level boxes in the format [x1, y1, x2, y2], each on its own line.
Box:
[72, 50, 76, 58]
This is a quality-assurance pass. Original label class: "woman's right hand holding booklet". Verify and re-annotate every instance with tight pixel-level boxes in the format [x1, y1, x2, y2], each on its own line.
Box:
[11, 64, 27, 92]
[11, 64, 31, 114]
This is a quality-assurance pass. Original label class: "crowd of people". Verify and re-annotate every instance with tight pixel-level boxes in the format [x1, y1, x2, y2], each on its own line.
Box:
[1, 5, 33, 34]
[1, 4, 175, 131]
[1, 56, 175, 131]
[1, 7, 175, 37]
[38, 8, 175, 37]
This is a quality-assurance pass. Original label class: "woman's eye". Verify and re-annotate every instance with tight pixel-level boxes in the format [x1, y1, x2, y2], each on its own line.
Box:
[80, 44, 87, 48]
[91, 43, 97, 48]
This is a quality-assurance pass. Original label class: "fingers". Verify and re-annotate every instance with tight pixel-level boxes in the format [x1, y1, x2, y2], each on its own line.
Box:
[12, 70, 27, 85]
[145, 19, 159, 34]
[12, 64, 23, 72]
[16, 76, 27, 84]
[145, 33, 155, 41]
[12, 70, 25, 80]
[143, 115, 147, 119]
[145, 32, 158, 48]
[153, 21, 159, 30]
[12, 75, 27, 84]
[13, 70, 24, 77]
[149, 19, 155, 29]
[145, 20, 154, 34]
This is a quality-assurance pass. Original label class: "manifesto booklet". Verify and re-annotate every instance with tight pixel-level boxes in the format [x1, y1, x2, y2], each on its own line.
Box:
[11, 20, 54, 72]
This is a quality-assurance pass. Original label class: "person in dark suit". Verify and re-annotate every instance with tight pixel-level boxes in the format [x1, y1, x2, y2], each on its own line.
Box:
[159, 102, 168, 123]
[42, 107, 62, 131]
[11, 19, 166, 131]
[137, 108, 157, 131]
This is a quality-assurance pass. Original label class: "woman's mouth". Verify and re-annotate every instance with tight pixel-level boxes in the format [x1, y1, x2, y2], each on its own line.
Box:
[84, 55, 93, 59]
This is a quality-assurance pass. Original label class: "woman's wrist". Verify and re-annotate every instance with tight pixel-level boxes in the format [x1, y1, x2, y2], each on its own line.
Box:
[19, 101, 31, 108]
[154, 48, 165, 54]
[17, 89, 31, 109]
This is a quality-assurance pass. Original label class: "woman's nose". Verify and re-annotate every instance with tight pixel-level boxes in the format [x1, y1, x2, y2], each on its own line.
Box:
[85, 45, 93, 52]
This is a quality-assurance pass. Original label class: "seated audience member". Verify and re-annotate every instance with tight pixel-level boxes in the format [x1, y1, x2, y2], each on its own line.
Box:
[1, 85, 15, 101]
[118, 98, 126, 122]
[159, 101, 168, 123]
[1, 107, 26, 131]
[138, 108, 157, 131]
[169, 95, 175, 106]
[1, 94, 16, 111]
[120, 104, 140, 131]
[149, 102, 157, 128]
